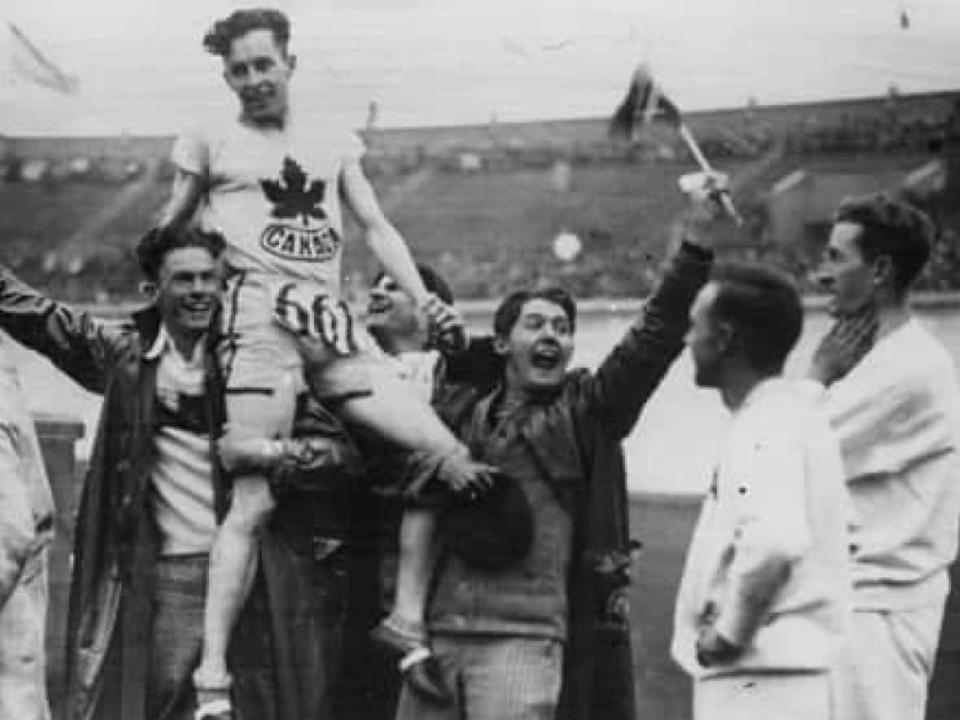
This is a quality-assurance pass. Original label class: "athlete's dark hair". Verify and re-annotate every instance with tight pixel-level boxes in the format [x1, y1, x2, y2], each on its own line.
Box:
[137, 226, 225, 282]
[834, 193, 933, 298]
[708, 263, 803, 375]
[203, 8, 291, 58]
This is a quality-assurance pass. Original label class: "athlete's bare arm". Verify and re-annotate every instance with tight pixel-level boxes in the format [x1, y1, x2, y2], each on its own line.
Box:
[340, 158, 430, 307]
[159, 169, 205, 230]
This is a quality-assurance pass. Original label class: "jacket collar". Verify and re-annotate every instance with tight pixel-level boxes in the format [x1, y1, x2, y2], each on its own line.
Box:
[132, 305, 216, 362]
[132, 305, 163, 354]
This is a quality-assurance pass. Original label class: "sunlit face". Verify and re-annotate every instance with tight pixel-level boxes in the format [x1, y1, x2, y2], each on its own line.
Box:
[366, 274, 422, 340]
[152, 247, 220, 341]
[222, 29, 295, 125]
[684, 284, 727, 389]
[496, 298, 575, 392]
[815, 221, 877, 317]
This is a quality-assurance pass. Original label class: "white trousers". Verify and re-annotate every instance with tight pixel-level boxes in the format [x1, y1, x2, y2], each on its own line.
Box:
[831, 604, 945, 720]
[694, 671, 829, 720]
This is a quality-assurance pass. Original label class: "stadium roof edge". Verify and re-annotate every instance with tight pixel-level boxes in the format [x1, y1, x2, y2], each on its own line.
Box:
[3, 87, 957, 160]
[1, 87, 956, 143]
[355, 87, 960, 135]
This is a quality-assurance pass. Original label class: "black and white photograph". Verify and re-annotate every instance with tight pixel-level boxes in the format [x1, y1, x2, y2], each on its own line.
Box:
[1, 1, 959, 718]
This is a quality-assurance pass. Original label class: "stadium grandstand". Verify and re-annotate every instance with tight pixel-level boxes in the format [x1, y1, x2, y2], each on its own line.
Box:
[1, 88, 958, 303]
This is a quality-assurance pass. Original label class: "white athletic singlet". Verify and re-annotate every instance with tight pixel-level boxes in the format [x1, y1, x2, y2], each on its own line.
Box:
[172, 109, 365, 298]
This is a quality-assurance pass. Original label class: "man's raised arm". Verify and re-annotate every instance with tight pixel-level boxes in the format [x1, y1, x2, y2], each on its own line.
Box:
[583, 183, 724, 439]
[158, 169, 205, 231]
[0, 266, 126, 394]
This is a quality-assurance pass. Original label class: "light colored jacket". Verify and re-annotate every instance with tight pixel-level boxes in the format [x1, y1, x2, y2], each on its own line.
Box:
[672, 378, 852, 678]
[822, 318, 960, 610]
[0, 337, 53, 608]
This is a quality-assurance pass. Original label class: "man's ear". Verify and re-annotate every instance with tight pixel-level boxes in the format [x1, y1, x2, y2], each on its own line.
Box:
[715, 321, 736, 357]
[286, 53, 297, 74]
[492, 335, 510, 357]
[139, 280, 158, 300]
[872, 255, 894, 290]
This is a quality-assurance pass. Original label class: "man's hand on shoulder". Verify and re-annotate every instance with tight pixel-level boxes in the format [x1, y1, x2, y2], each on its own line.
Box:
[808, 304, 878, 386]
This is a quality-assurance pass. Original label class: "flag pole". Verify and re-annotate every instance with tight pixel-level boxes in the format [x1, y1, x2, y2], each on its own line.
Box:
[678, 124, 743, 225]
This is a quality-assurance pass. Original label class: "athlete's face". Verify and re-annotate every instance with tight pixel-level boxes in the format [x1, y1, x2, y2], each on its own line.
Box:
[495, 298, 575, 393]
[223, 29, 296, 126]
[153, 247, 221, 343]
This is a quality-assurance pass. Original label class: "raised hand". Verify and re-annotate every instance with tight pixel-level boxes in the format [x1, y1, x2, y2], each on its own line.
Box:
[421, 292, 468, 353]
[677, 170, 732, 249]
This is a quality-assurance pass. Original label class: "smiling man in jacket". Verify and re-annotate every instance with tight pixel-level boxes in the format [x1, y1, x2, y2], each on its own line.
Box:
[0, 226, 362, 720]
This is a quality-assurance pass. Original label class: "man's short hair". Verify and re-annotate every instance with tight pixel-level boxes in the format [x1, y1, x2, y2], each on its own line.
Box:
[493, 287, 576, 338]
[371, 264, 454, 306]
[834, 193, 933, 296]
[137, 227, 226, 282]
[203, 8, 291, 57]
[709, 263, 803, 375]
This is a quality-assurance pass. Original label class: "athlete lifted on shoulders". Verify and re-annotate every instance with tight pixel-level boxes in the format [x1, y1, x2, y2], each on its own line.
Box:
[160, 9, 491, 719]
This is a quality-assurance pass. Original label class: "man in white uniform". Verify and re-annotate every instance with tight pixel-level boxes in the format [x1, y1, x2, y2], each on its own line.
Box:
[160, 9, 490, 718]
[673, 263, 852, 720]
[809, 194, 960, 720]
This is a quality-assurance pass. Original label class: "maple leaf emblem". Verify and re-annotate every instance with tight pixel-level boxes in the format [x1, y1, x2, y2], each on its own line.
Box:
[260, 157, 328, 224]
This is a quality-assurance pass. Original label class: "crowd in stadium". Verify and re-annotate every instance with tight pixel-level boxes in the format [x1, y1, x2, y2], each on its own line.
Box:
[2, 104, 959, 303]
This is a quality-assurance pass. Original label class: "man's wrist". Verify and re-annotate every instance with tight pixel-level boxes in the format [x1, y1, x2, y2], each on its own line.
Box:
[676, 216, 715, 253]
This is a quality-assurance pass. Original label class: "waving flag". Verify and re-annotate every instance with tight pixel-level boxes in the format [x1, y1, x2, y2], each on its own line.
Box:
[608, 63, 743, 224]
[8, 22, 79, 94]
[609, 64, 680, 141]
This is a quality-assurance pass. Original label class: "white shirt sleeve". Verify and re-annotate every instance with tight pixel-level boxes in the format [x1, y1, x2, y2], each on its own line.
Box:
[825, 365, 951, 481]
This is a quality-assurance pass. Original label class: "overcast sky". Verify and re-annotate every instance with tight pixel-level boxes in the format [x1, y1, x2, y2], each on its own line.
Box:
[3, 0, 960, 136]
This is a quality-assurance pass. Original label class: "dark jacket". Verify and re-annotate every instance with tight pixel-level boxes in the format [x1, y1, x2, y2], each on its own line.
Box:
[0, 268, 362, 720]
[433, 242, 712, 720]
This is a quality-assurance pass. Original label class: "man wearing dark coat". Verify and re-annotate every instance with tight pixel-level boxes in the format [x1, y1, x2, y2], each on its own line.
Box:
[0, 226, 362, 720]
[393, 180, 723, 720]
